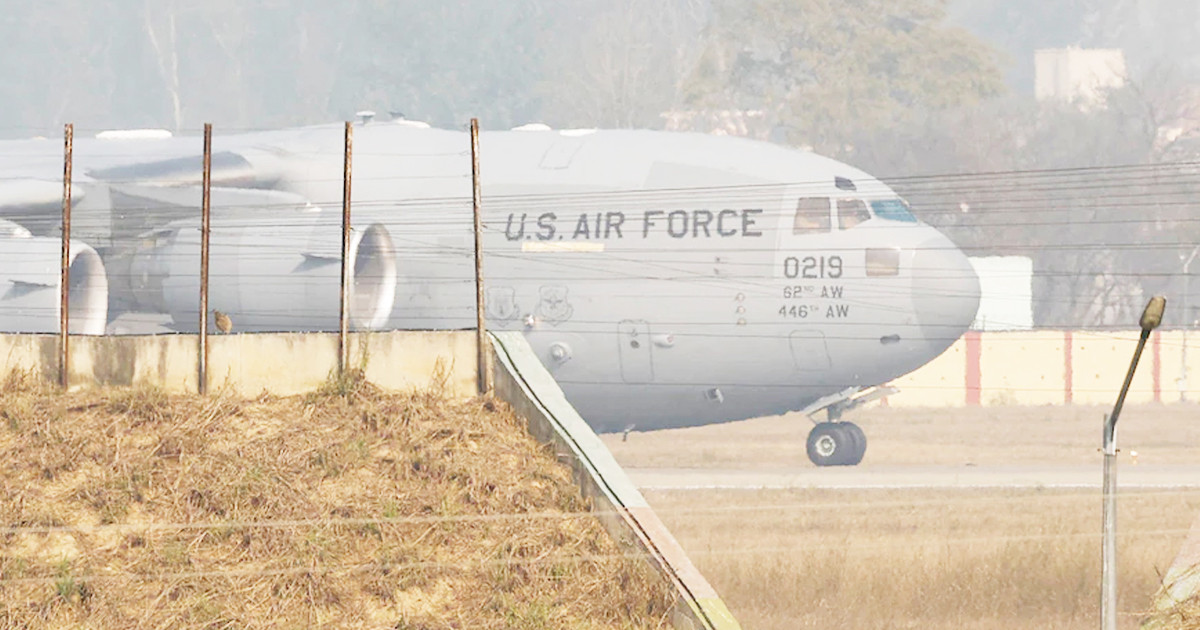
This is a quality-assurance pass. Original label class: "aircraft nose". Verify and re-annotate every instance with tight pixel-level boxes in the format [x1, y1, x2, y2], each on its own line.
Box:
[910, 236, 980, 355]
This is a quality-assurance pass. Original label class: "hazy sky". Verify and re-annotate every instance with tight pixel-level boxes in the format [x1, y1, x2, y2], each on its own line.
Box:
[949, 0, 1200, 92]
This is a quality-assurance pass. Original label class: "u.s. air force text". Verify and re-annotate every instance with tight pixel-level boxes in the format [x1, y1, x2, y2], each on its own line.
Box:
[504, 209, 764, 241]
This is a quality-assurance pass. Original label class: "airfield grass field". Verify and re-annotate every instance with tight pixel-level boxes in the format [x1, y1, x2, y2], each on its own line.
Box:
[603, 405, 1200, 629]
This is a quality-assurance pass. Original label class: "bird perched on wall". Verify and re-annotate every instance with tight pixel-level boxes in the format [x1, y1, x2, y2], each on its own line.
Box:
[213, 310, 233, 334]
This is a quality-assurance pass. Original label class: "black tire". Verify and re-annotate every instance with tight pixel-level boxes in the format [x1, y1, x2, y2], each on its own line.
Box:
[806, 423, 853, 467]
[840, 422, 867, 465]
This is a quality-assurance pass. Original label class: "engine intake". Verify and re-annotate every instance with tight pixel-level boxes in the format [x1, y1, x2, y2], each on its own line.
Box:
[0, 223, 108, 334]
[129, 208, 396, 332]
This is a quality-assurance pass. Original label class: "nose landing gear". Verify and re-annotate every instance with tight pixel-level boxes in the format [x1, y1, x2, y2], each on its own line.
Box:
[799, 385, 891, 467]
[806, 422, 866, 466]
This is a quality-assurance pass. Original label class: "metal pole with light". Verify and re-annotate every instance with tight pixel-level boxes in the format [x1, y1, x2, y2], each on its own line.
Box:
[1100, 295, 1166, 630]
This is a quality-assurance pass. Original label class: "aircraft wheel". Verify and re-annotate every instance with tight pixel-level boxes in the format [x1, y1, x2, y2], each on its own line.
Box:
[840, 422, 867, 465]
[806, 423, 856, 467]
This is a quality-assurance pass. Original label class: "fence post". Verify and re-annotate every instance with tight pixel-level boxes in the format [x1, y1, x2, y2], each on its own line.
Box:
[470, 118, 491, 395]
[199, 123, 213, 395]
[58, 124, 73, 389]
[339, 121, 353, 379]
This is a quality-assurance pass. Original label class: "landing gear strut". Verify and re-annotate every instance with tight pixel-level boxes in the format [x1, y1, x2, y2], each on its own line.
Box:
[800, 385, 892, 467]
[806, 422, 866, 466]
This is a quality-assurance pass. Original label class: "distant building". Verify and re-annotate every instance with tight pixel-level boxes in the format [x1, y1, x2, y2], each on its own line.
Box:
[1154, 85, 1200, 159]
[1034, 47, 1127, 109]
[969, 256, 1033, 331]
[661, 109, 770, 140]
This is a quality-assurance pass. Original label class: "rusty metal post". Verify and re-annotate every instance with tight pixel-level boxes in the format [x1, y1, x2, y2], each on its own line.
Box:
[339, 121, 353, 378]
[470, 118, 491, 395]
[58, 124, 73, 389]
[199, 123, 213, 395]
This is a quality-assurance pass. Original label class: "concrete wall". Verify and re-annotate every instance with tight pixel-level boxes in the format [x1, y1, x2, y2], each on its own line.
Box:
[490, 331, 740, 630]
[884, 330, 1197, 407]
[0, 331, 478, 399]
[8, 327, 1191, 409]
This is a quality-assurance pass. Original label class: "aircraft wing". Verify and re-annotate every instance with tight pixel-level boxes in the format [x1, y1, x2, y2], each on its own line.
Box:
[88, 149, 287, 189]
[0, 131, 294, 236]
[3, 279, 54, 300]
[0, 179, 87, 211]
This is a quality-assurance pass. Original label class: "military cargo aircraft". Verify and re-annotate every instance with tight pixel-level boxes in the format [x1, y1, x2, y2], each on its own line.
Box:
[0, 117, 980, 466]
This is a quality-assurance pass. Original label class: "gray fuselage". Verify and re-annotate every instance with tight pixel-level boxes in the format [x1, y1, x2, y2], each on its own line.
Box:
[0, 122, 981, 431]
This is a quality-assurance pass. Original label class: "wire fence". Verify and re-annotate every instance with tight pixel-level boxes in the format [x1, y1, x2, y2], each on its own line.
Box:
[1, 122, 1199, 391]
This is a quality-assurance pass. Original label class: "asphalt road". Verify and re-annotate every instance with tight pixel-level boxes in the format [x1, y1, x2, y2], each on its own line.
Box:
[627, 464, 1200, 490]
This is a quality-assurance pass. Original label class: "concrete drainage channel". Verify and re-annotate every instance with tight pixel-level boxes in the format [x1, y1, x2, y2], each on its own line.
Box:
[490, 331, 741, 630]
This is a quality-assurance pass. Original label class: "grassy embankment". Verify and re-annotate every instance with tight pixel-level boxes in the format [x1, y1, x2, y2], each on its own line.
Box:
[0, 371, 674, 629]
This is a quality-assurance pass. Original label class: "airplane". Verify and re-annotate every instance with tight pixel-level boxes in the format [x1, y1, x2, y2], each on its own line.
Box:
[0, 117, 981, 466]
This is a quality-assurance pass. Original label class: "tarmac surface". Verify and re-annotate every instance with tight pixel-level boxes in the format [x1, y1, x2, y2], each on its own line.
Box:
[627, 464, 1200, 490]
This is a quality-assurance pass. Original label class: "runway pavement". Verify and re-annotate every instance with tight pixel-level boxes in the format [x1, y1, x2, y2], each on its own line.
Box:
[627, 464, 1200, 490]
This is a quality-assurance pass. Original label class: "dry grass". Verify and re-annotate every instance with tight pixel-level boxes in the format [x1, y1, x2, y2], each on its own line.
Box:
[1146, 597, 1200, 629]
[600, 404, 1200, 629]
[0, 370, 674, 629]
[646, 487, 1200, 630]
[602, 404, 1200, 468]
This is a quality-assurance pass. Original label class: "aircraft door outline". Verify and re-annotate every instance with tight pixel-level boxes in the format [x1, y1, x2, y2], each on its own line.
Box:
[789, 330, 832, 372]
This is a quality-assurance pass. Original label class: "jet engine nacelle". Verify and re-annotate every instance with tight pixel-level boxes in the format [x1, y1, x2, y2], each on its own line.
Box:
[129, 208, 397, 332]
[0, 220, 108, 334]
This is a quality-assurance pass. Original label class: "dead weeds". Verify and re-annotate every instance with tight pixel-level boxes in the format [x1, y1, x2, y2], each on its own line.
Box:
[1145, 574, 1200, 630]
[647, 487, 1200, 630]
[1145, 598, 1200, 630]
[0, 371, 673, 629]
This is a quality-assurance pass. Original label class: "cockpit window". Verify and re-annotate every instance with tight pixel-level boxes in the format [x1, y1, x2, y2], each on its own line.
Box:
[837, 198, 871, 230]
[793, 197, 831, 234]
[870, 198, 918, 223]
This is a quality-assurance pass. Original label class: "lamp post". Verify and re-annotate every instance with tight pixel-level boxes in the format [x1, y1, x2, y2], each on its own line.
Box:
[1100, 295, 1166, 630]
